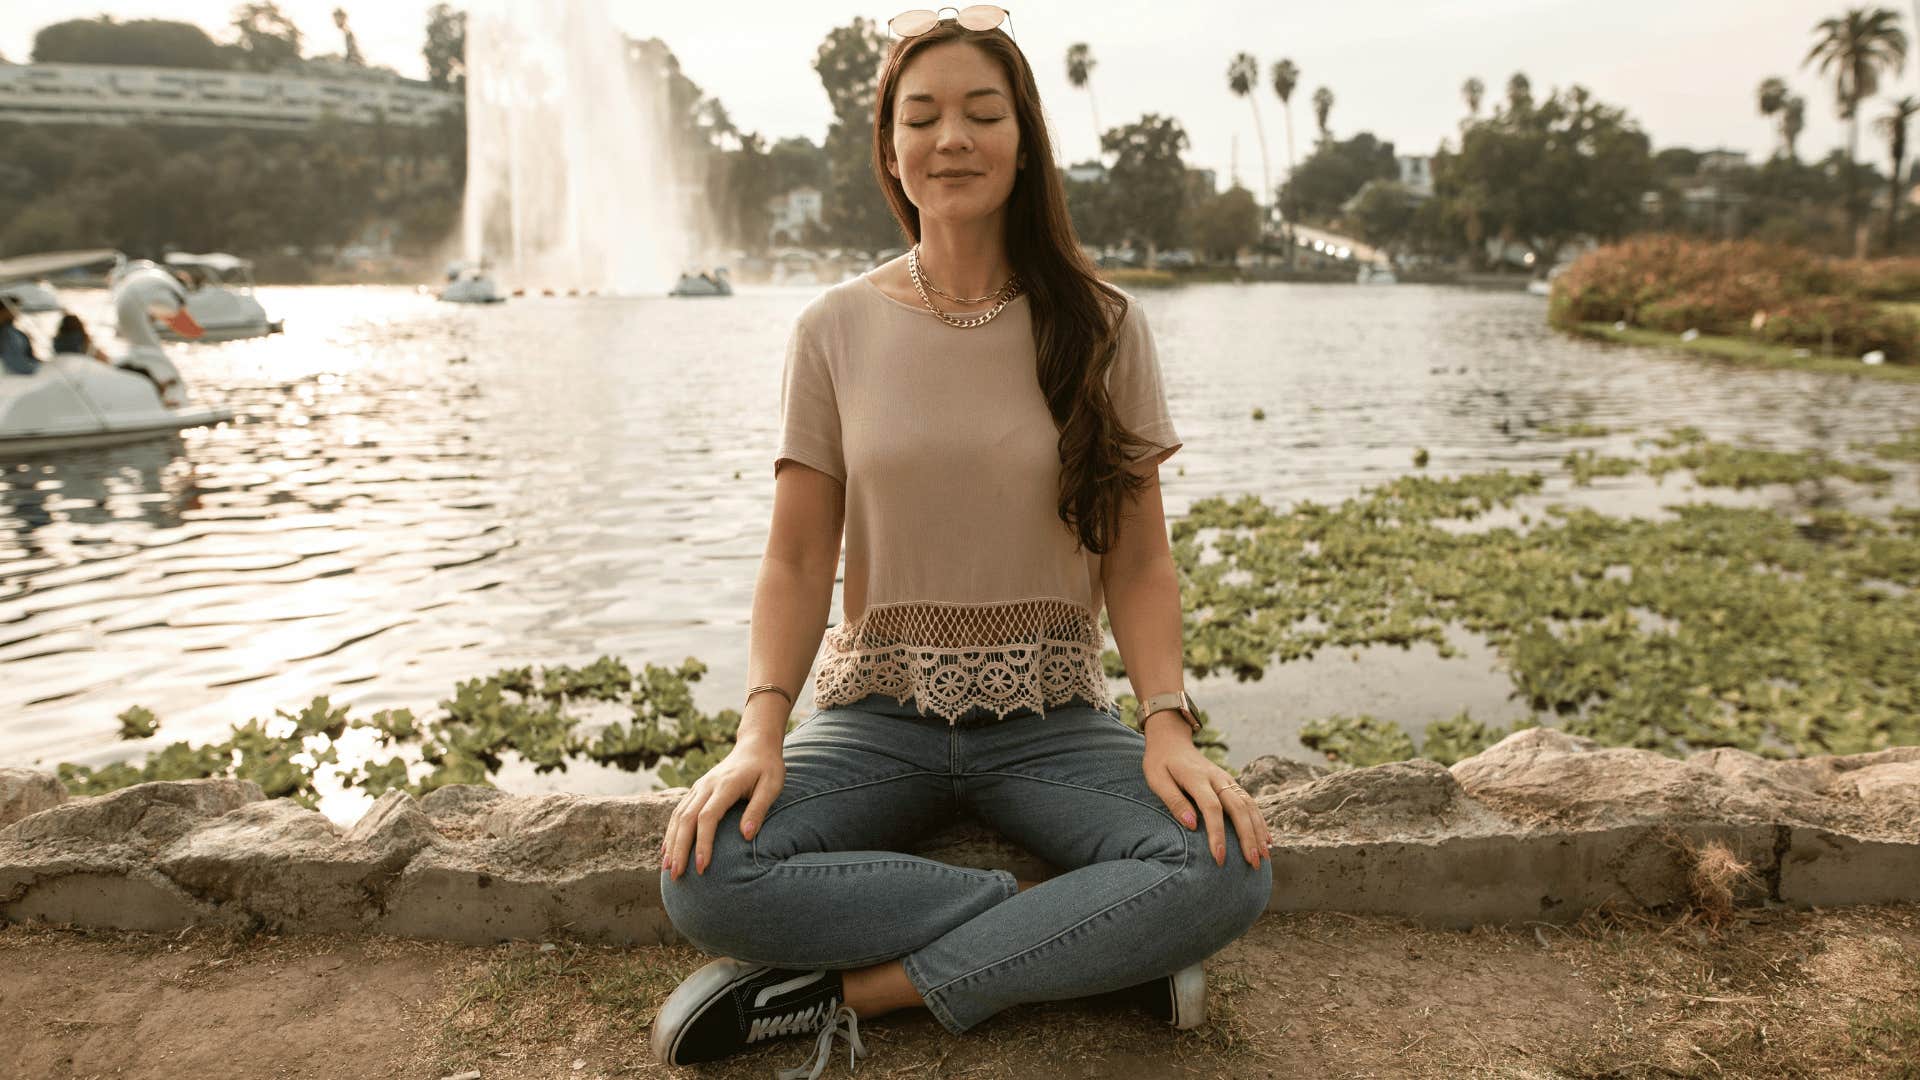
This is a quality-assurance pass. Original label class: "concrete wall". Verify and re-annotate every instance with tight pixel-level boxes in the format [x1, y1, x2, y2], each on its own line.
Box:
[3, 729, 1917, 945]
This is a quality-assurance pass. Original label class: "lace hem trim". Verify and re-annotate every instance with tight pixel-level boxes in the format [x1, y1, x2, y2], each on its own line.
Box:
[813, 598, 1113, 721]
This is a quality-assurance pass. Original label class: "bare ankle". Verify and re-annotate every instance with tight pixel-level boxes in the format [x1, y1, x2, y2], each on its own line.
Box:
[840, 960, 923, 1019]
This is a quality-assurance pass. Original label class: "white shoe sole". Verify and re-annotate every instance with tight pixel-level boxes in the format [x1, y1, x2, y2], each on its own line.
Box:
[1170, 961, 1207, 1029]
[650, 956, 768, 1065]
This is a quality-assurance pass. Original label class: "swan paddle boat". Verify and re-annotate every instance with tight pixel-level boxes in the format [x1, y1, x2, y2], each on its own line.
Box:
[0, 248, 119, 314]
[156, 252, 284, 341]
[1356, 262, 1399, 285]
[439, 262, 505, 304]
[670, 267, 733, 297]
[0, 259, 233, 455]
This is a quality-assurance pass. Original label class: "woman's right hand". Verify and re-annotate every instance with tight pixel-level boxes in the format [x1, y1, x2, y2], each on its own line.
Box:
[662, 729, 785, 880]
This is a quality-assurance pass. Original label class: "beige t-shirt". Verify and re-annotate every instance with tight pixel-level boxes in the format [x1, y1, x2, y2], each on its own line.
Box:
[774, 273, 1181, 721]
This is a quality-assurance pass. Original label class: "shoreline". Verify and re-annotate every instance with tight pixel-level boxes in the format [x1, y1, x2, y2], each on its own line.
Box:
[1567, 321, 1920, 384]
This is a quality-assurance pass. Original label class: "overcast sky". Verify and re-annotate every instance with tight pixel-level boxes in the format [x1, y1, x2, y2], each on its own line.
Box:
[5, 1, 1912, 188]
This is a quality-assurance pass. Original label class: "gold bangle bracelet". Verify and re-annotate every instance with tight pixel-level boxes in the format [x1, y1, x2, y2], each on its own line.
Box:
[745, 683, 793, 709]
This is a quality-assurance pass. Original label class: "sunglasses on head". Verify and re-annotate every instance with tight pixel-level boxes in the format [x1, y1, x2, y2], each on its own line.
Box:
[887, 5, 1015, 40]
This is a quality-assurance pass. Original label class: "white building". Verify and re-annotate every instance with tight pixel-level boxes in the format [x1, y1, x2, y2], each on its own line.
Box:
[1699, 148, 1748, 173]
[1396, 154, 1434, 198]
[0, 62, 460, 131]
[1065, 161, 1108, 184]
[767, 186, 824, 246]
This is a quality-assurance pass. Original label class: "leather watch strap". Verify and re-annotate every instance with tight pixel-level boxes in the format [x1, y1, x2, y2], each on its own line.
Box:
[1140, 690, 1201, 734]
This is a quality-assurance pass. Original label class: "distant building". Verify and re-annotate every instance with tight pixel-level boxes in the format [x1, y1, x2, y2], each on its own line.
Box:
[1187, 167, 1218, 196]
[1699, 148, 1748, 173]
[1065, 161, 1108, 184]
[767, 186, 824, 246]
[0, 62, 459, 131]
[1396, 155, 1434, 198]
[1641, 180, 1748, 237]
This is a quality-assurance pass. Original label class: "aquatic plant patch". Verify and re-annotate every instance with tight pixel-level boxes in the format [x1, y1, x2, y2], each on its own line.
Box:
[1158, 436, 1919, 765]
[55, 658, 755, 805]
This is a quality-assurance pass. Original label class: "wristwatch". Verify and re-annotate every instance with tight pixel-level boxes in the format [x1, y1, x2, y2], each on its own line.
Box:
[1139, 689, 1202, 735]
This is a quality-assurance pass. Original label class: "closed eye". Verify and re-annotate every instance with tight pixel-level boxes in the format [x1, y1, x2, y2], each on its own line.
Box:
[905, 116, 1005, 127]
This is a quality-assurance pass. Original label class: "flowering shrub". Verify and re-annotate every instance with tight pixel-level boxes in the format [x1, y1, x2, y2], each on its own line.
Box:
[1550, 236, 1920, 363]
[1851, 256, 1920, 301]
[1757, 296, 1920, 360]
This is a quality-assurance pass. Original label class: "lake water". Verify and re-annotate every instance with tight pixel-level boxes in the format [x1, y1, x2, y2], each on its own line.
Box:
[6, 282, 1917, 821]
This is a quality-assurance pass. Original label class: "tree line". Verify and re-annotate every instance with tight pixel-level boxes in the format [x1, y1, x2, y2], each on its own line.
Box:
[6, 6, 1915, 272]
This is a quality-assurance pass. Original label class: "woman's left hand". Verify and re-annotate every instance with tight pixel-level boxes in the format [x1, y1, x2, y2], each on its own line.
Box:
[1140, 722, 1272, 869]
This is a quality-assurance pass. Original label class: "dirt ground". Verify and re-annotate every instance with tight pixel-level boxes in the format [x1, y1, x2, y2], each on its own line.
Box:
[3, 904, 1917, 1080]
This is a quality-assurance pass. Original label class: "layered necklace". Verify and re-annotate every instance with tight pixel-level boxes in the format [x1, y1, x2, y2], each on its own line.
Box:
[908, 243, 1022, 329]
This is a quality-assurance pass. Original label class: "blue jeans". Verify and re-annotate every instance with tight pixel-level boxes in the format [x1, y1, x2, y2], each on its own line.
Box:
[659, 692, 1273, 1035]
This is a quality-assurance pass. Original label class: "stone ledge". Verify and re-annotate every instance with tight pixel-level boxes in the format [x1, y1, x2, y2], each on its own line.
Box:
[3, 729, 1916, 943]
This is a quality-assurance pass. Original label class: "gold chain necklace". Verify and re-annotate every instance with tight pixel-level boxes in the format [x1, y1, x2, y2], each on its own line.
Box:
[911, 243, 1010, 303]
[908, 245, 1021, 329]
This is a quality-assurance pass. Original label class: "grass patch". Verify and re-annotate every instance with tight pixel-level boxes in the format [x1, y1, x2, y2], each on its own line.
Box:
[433, 942, 693, 1077]
[1569, 321, 1920, 383]
[1099, 268, 1178, 288]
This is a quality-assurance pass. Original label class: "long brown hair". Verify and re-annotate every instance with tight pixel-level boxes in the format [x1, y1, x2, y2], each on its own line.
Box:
[871, 23, 1160, 557]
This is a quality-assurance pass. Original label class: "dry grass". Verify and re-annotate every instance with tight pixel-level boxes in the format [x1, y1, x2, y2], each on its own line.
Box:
[4, 904, 1919, 1079]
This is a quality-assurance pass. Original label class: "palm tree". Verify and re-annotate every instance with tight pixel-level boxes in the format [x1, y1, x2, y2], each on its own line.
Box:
[1878, 95, 1920, 247]
[1805, 6, 1910, 251]
[1065, 43, 1101, 160]
[1758, 76, 1790, 157]
[1784, 93, 1808, 159]
[1507, 72, 1533, 115]
[1227, 52, 1273, 237]
[1271, 59, 1300, 262]
[1312, 86, 1334, 140]
[1462, 76, 1485, 120]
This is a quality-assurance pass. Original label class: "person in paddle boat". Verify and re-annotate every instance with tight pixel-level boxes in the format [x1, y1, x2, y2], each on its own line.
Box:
[651, 7, 1272, 1076]
[0, 297, 41, 376]
[51, 313, 111, 363]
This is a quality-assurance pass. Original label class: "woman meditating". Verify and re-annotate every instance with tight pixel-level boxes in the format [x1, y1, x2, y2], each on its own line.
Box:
[654, 7, 1273, 1075]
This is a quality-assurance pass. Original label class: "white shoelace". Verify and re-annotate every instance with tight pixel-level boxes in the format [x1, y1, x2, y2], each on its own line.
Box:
[773, 1002, 866, 1080]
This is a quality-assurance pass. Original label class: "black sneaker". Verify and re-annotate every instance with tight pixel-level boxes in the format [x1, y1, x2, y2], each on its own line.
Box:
[650, 957, 868, 1074]
[1100, 959, 1207, 1030]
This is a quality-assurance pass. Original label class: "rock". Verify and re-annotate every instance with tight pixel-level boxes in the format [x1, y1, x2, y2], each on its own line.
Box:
[382, 792, 679, 945]
[1449, 726, 1602, 784]
[0, 769, 66, 829]
[1, 779, 262, 849]
[1234, 755, 1327, 797]
[1768, 746, 1920, 798]
[1267, 759, 1511, 840]
[1690, 748, 1830, 807]
[0, 780, 261, 934]
[157, 794, 442, 932]
[1849, 763, 1920, 811]
[1689, 747, 1920, 839]
[478, 793, 674, 871]
[1451, 728, 1785, 830]
[346, 789, 440, 859]
[418, 784, 511, 837]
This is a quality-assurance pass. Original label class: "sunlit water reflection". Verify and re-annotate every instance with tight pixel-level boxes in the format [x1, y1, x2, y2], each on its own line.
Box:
[5, 283, 1916, 821]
